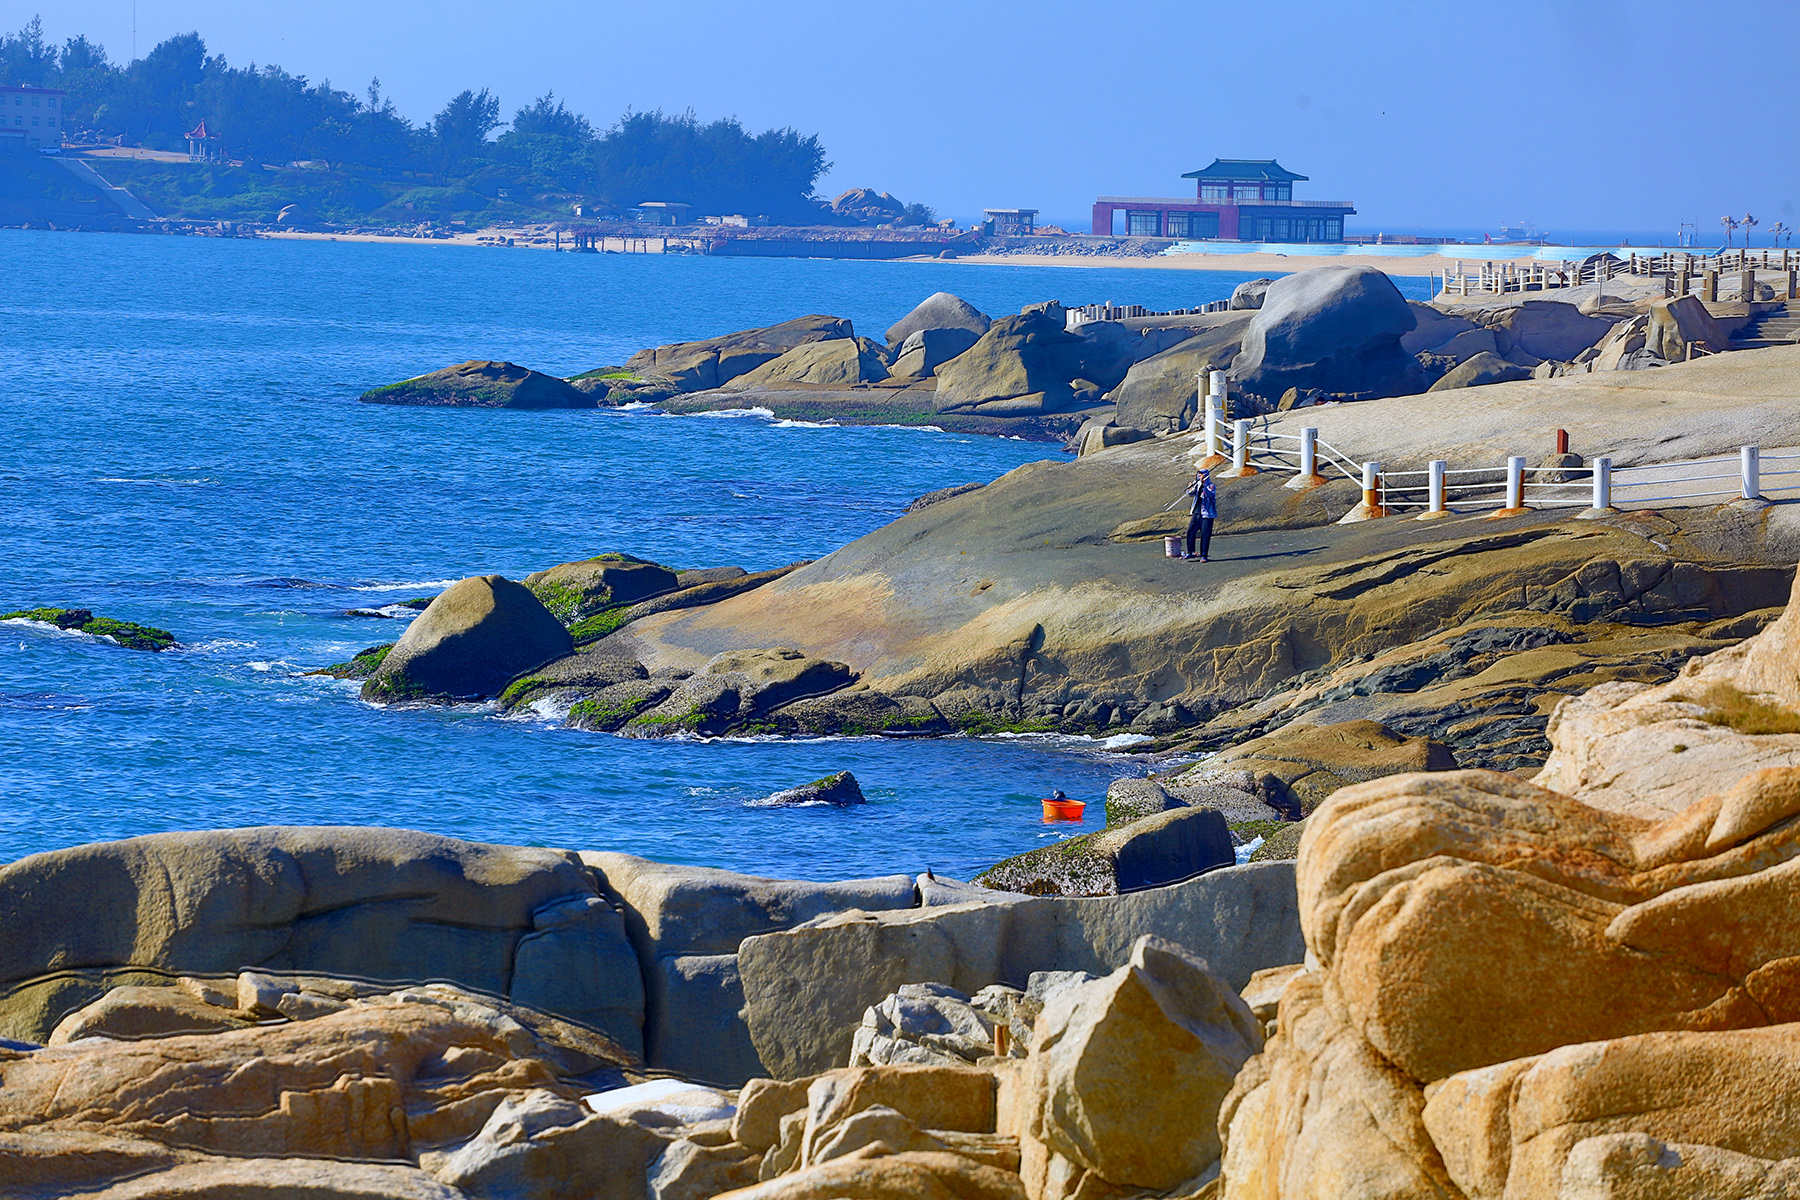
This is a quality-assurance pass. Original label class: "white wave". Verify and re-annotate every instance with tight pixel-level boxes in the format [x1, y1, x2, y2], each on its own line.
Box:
[770, 418, 841, 429]
[1099, 733, 1154, 749]
[247, 660, 294, 673]
[192, 638, 258, 652]
[681, 406, 776, 420]
[868, 424, 947, 434]
[743, 793, 832, 808]
[345, 579, 459, 592]
[94, 476, 218, 485]
[1234, 836, 1265, 866]
[616, 401, 660, 411]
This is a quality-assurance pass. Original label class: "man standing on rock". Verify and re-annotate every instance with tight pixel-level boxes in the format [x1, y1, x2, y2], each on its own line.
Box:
[1183, 467, 1217, 562]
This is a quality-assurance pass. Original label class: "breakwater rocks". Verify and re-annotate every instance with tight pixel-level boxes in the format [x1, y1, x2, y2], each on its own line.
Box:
[353, 265, 1757, 445]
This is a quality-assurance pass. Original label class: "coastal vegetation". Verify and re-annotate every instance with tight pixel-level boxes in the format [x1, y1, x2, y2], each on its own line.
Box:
[0, 16, 832, 224]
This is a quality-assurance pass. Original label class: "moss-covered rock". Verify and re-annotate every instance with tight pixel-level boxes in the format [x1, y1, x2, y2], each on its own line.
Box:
[312, 643, 395, 680]
[361, 576, 571, 704]
[2, 608, 176, 652]
[762, 771, 866, 805]
[1249, 818, 1308, 862]
[762, 689, 952, 737]
[621, 648, 856, 739]
[358, 361, 596, 409]
[974, 806, 1234, 897]
[524, 555, 679, 627]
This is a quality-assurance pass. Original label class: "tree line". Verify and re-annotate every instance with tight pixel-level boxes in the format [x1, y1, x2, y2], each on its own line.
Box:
[0, 17, 832, 219]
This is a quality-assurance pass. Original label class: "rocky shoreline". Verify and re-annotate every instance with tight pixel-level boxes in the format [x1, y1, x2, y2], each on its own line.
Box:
[11, 577, 1800, 1195]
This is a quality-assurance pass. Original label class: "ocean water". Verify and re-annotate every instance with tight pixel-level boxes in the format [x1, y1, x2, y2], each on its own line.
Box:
[0, 231, 1431, 879]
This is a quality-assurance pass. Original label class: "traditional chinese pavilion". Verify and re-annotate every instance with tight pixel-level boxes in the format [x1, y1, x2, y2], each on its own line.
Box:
[1090, 159, 1355, 242]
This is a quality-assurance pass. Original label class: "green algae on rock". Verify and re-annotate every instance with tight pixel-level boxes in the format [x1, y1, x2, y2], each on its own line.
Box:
[358, 360, 596, 409]
[2, 607, 177, 651]
[311, 643, 394, 680]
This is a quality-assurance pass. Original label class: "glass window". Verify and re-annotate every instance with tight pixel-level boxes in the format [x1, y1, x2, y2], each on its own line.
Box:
[1127, 210, 1162, 237]
[1232, 185, 1259, 200]
[1200, 184, 1229, 200]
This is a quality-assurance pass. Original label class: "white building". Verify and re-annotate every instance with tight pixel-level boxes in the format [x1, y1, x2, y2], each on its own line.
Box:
[0, 86, 67, 151]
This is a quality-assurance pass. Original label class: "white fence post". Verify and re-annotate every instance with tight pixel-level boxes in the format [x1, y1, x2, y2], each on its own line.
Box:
[1499, 456, 1527, 513]
[1594, 457, 1611, 509]
[1225, 418, 1259, 477]
[1418, 459, 1450, 520]
[1203, 394, 1222, 461]
[1300, 427, 1317, 479]
[1742, 446, 1762, 501]
[1362, 461, 1384, 517]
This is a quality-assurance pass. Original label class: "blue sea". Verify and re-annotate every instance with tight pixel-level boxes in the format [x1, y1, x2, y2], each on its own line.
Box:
[0, 231, 1432, 879]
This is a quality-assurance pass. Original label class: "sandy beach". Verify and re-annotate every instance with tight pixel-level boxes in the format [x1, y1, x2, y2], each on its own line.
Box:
[937, 251, 1446, 277]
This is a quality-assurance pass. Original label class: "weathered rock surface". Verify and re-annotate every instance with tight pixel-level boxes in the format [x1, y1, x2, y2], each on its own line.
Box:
[1018, 935, 1262, 1197]
[848, 982, 1006, 1069]
[738, 861, 1303, 1079]
[974, 806, 1234, 896]
[583, 853, 916, 1085]
[0, 827, 645, 1054]
[885, 292, 992, 347]
[763, 688, 953, 736]
[1426, 349, 1533, 391]
[363, 575, 572, 703]
[888, 326, 983, 381]
[1217, 571, 1800, 1199]
[1230, 278, 1275, 310]
[524, 555, 680, 627]
[359, 360, 595, 409]
[626, 316, 854, 392]
[763, 770, 866, 806]
[731, 338, 893, 388]
[1486, 298, 1618, 364]
[934, 314, 1086, 414]
[1166, 719, 1456, 815]
[621, 647, 856, 737]
[0, 982, 638, 1199]
[1109, 311, 1254, 433]
[1232, 266, 1423, 403]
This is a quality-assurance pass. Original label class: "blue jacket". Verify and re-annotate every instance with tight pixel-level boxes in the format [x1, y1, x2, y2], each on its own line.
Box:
[1189, 474, 1217, 519]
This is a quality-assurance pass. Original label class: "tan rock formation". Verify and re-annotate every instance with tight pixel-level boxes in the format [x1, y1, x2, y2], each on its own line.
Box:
[1218, 567, 1800, 1199]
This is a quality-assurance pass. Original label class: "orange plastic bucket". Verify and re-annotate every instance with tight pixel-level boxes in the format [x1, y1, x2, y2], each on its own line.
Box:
[1042, 797, 1086, 822]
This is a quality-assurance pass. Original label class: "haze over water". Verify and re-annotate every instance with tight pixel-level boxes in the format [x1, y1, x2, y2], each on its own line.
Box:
[1, 231, 1431, 879]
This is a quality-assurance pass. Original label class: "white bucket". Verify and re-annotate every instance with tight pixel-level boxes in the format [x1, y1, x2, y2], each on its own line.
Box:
[1164, 536, 1182, 558]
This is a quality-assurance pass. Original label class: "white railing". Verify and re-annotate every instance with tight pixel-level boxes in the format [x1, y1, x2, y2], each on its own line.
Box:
[1182, 371, 1795, 520]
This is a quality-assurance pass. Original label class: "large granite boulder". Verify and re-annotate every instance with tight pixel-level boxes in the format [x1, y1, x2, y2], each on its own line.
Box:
[525, 555, 681, 626]
[730, 338, 892, 388]
[932, 313, 1086, 414]
[973, 807, 1234, 896]
[887, 327, 983, 382]
[1070, 320, 1160, 393]
[363, 574, 572, 702]
[626, 316, 854, 392]
[1109, 312, 1255, 433]
[1425, 349, 1533, 392]
[1231, 266, 1422, 403]
[358, 360, 595, 409]
[885, 292, 992, 346]
[1646, 293, 1733, 360]
[0, 827, 645, 1053]
[1230, 278, 1275, 310]
[1019, 935, 1262, 1197]
[1399, 301, 1477, 355]
[1486, 299, 1616, 364]
[736, 861, 1303, 1079]
[584, 853, 916, 1085]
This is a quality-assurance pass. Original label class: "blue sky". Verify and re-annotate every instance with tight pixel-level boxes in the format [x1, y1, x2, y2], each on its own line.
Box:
[16, 0, 1800, 241]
